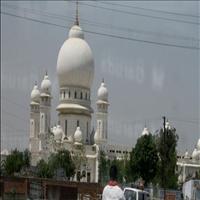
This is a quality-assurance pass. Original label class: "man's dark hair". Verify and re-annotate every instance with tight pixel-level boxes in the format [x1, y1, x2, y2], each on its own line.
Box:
[109, 165, 118, 181]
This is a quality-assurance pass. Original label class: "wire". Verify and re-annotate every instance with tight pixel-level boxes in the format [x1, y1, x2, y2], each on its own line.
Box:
[100, 2, 200, 19]
[2, 97, 29, 112]
[2, 109, 29, 122]
[1, 11, 199, 50]
[79, 2, 199, 26]
[167, 117, 199, 124]
[2, 3, 198, 42]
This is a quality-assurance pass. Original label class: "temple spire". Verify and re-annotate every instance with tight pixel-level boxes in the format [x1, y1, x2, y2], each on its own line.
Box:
[75, 0, 79, 26]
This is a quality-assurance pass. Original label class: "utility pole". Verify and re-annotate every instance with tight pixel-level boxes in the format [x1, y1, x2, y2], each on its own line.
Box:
[162, 116, 166, 200]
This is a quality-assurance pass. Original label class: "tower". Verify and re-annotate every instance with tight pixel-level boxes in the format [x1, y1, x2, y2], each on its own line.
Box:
[95, 80, 109, 144]
[56, 16, 94, 144]
[39, 72, 52, 160]
[29, 83, 40, 165]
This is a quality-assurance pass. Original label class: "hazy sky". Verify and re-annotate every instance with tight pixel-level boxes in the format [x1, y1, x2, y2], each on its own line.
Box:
[1, 1, 199, 154]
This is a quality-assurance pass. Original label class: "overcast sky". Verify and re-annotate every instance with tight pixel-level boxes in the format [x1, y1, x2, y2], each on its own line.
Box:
[1, 1, 199, 154]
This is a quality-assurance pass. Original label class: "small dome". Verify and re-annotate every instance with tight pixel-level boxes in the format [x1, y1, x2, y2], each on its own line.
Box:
[54, 125, 63, 141]
[165, 121, 171, 129]
[68, 135, 74, 143]
[69, 25, 84, 39]
[1, 149, 9, 155]
[97, 81, 108, 101]
[52, 126, 57, 134]
[142, 127, 150, 136]
[184, 151, 189, 159]
[74, 127, 82, 143]
[41, 74, 51, 94]
[197, 139, 200, 150]
[94, 129, 101, 145]
[31, 84, 40, 102]
[192, 148, 198, 160]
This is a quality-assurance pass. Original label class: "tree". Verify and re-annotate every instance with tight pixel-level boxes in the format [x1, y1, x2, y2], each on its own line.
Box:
[130, 134, 159, 186]
[111, 159, 127, 183]
[22, 149, 31, 168]
[36, 159, 53, 178]
[99, 150, 110, 184]
[4, 149, 24, 175]
[71, 145, 87, 181]
[48, 149, 75, 179]
[156, 127, 179, 189]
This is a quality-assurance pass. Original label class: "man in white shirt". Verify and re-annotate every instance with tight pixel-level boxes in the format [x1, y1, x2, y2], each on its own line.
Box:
[102, 165, 125, 200]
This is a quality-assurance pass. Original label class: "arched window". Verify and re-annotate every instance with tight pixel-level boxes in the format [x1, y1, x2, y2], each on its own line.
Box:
[69, 91, 71, 98]
[85, 93, 87, 100]
[74, 91, 77, 99]
[80, 92, 83, 99]
[77, 120, 79, 127]
[63, 91, 65, 99]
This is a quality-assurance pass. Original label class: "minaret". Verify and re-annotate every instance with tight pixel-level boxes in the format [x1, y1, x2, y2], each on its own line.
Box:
[39, 72, 52, 160]
[95, 79, 109, 144]
[30, 82, 40, 165]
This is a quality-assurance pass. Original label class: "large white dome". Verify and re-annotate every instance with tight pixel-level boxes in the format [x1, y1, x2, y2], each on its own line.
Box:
[57, 25, 94, 89]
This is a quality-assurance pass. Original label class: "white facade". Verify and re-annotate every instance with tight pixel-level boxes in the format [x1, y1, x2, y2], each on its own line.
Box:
[177, 139, 200, 184]
[29, 19, 109, 182]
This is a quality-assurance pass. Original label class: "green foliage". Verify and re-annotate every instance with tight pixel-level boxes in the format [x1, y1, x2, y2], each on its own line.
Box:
[36, 159, 53, 178]
[48, 149, 75, 179]
[23, 149, 31, 168]
[130, 134, 159, 185]
[99, 151, 129, 185]
[99, 151, 110, 184]
[156, 128, 179, 189]
[110, 159, 127, 183]
[3, 149, 31, 176]
[72, 145, 87, 171]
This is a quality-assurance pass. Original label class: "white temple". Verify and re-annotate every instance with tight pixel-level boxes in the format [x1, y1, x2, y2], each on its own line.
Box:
[29, 12, 109, 182]
[28, 4, 200, 184]
[177, 139, 200, 184]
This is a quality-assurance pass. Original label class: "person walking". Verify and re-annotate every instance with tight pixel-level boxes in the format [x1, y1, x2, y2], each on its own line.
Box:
[102, 165, 125, 200]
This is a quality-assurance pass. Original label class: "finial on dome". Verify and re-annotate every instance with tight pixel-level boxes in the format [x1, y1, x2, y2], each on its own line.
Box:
[75, 0, 79, 26]
[45, 70, 48, 76]
[34, 81, 37, 85]
[102, 78, 104, 83]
